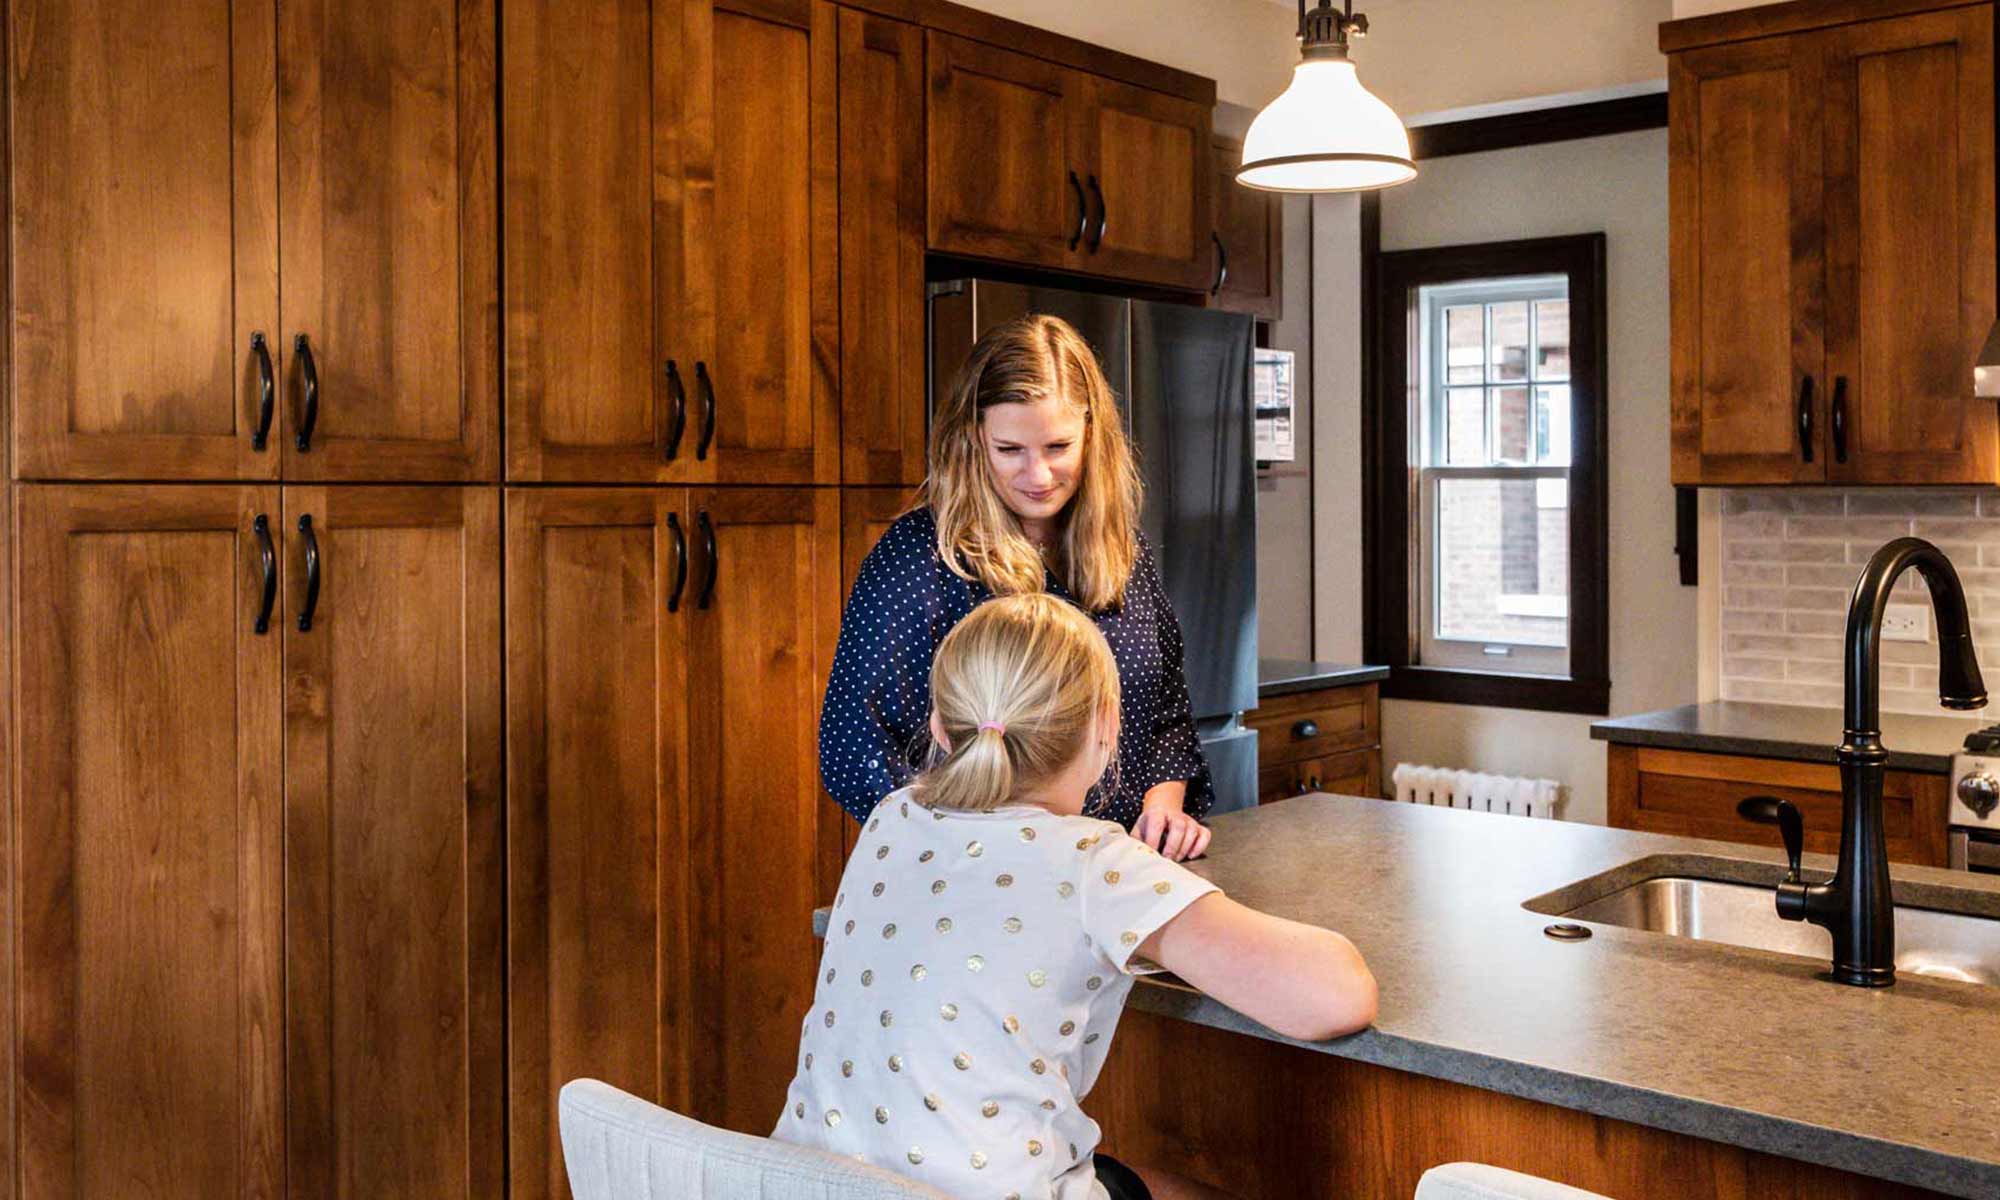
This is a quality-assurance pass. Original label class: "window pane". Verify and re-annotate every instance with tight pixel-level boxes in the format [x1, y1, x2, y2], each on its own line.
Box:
[1488, 301, 1529, 382]
[1445, 388, 1486, 464]
[1434, 475, 1569, 648]
[1536, 299, 1570, 379]
[1536, 385, 1572, 466]
[1492, 386, 1532, 464]
[1444, 306, 1484, 384]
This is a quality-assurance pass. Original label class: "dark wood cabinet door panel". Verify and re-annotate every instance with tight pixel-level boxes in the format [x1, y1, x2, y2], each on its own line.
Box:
[11, 0, 279, 480]
[1823, 4, 1996, 484]
[838, 9, 929, 485]
[1210, 136, 1281, 320]
[684, 487, 843, 1134]
[282, 486, 503, 1197]
[279, 0, 499, 481]
[1668, 33, 1826, 484]
[927, 31, 1082, 268]
[16, 485, 284, 1196]
[1076, 74, 1212, 291]
[507, 487, 694, 1200]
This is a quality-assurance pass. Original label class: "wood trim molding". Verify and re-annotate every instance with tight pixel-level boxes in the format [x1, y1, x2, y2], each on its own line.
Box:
[1660, 0, 1989, 53]
[1408, 91, 1667, 161]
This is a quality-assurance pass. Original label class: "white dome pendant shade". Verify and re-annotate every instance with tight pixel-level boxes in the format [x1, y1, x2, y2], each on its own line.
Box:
[1238, 1, 1416, 194]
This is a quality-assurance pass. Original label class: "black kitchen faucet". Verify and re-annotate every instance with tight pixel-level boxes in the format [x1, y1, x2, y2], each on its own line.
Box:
[1741, 537, 1986, 986]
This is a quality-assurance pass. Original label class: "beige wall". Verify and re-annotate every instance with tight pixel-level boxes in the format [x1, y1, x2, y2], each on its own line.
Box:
[1672, 0, 1781, 16]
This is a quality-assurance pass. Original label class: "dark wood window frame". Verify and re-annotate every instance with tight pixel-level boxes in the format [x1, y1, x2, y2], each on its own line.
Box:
[1365, 233, 1611, 715]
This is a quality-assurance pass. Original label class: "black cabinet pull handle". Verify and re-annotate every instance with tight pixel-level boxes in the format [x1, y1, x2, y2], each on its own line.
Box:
[294, 333, 319, 452]
[1068, 171, 1087, 251]
[1796, 375, 1815, 464]
[1210, 232, 1229, 296]
[696, 509, 718, 610]
[253, 514, 277, 635]
[1291, 719, 1319, 740]
[695, 361, 716, 461]
[664, 359, 687, 461]
[666, 512, 687, 613]
[297, 513, 321, 633]
[251, 332, 275, 451]
[1086, 174, 1105, 251]
[1831, 375, 1848, 464]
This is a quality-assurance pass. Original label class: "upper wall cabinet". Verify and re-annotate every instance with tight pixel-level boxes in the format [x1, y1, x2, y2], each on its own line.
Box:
[1667, 0, 1995, 485]
[1209, 135, 1283, 320]
[926, 32, 1214, 292]
[10, 0, 498, 481]
[504, 0, 839, 484]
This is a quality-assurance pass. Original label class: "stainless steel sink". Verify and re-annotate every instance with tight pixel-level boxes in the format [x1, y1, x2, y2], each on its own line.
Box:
[1560, 876, 2000, 986]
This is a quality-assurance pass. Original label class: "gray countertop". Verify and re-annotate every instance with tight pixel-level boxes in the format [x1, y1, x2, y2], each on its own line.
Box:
[1589, 700, 1987, 773]
[1257, 659, 1390, 699]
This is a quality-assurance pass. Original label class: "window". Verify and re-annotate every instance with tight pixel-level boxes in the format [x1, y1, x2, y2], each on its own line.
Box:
[1366, 234, 1609, 714]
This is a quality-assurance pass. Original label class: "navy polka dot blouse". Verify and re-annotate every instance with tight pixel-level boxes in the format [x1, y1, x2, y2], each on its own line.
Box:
[819, 507, 1214, 828]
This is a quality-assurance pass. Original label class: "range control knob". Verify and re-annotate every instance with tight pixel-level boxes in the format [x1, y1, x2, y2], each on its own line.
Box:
[1959, 771, 2000, 819]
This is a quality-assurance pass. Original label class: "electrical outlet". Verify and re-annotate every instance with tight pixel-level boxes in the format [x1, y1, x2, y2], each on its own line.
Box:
[1881, 603, 1931, 643]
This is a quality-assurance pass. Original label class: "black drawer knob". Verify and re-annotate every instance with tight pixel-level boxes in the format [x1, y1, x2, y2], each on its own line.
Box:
[1292, 719, 1319, 740]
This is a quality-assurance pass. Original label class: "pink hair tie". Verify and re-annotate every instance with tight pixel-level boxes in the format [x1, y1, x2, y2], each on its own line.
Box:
[978, 721, 1007, 736]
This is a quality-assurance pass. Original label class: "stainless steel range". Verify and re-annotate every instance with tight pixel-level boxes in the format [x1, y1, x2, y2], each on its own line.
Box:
[1949, 726, 2000, 873]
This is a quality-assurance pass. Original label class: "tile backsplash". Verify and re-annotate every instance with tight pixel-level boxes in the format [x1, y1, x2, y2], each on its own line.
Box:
[1719, 490, 2000, 716]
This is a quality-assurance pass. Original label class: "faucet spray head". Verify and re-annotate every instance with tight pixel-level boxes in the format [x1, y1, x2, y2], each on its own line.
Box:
[1939, 632, 1987, 710]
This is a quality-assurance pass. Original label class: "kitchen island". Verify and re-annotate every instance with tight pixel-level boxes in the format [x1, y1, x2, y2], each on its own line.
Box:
[1084, 795, 2000, 1199]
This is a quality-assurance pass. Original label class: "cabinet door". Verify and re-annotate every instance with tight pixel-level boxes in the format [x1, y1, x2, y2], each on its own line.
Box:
[927, 31, 1086, 269]
[503, 0, 679, 481]
[11, 1, 279, 480]
[1822, 5, 1996, 485]
[278, 0, 499, 481]
[282, 487, 503, 1197]
[1210, 136, 1282, 320]
[839, 10, 929, 486]
[16, 485, 284, 1197]
[837, 487, 920, 860]
[506, 488, 694, 1200]
[676, 0, 839, 485]
[1668, 34, 1826, 485]
[1259, 749, 1380, 804]
[1075, 74, 1213, 291]
[683, 487, 843, 1134]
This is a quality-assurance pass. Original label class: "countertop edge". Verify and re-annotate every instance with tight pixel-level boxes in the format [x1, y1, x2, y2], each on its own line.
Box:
[1125, 982, 1992, 1199]
[1256, 663, 1391, 700]
[1587, 721, 1954, 773]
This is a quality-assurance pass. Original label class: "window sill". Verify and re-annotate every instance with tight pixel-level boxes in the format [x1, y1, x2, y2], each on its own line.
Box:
[1380, 665, 1610, 716]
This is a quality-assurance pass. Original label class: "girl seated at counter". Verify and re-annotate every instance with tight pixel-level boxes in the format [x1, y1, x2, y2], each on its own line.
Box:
[776, 593, 1377, 1200]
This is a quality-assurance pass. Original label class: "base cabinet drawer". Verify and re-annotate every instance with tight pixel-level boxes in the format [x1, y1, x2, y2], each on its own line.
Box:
[1607, 744, 1949, 867]
[1245, 684, 1379, 761]
[1259, 749, 1381, 805]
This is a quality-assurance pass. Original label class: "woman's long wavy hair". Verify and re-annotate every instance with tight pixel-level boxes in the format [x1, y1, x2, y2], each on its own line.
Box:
[915, 593, 1122, 813]
[917, 314, 1143, 613]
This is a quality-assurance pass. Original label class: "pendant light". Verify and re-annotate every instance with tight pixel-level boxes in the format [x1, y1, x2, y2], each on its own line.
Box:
[1238, 0, 1416, 194]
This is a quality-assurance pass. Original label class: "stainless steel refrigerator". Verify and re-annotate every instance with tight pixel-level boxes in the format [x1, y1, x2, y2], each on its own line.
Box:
[929, 278, 1260, 815]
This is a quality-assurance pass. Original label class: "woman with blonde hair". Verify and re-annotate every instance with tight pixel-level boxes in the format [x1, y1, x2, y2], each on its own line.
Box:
[781, 594, 1376, 1199]
[820, 314, 1214, 859]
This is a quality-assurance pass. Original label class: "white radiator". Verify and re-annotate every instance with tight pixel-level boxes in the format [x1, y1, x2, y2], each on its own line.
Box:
[1391, 763, 1563, 819]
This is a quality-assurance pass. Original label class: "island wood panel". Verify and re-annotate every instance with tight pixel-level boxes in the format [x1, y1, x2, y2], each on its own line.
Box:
[1074, 73, 1212, 292]
[1093, 1008, 1949, 1200]
[10, 0, 280, 480]
[836, 486, 922, 860]
[15, 485, 285, 1198]
[503, 0, 676, 481]
[1821, 4, 1996, 485]
[1667, 31, 1826, 485]
[0, 482, 10, 1192]
[683, 487, 844, 1134]
[1209, 136, 1281, 320]
[282, 486, 503, 1198]
[1607, 744, 1949, 867]
[838, 9, 929, 486]
[507, 487, 694, 1200]
[678, 0, 840, 485]
[277, 0, 499, 481]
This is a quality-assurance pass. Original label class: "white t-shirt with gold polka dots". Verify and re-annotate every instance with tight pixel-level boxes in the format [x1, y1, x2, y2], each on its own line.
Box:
[774, 789, 1220, 1199]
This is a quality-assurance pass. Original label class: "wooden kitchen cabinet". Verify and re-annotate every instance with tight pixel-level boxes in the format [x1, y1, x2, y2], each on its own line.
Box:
[11, 0, 498, 482]
[507, 485, 841, 1194]
[505, 0, 838, 485]
[1666, 0, 1996, 486]
[926, 31, 1215, 290]
[1607, 744, 1949, 867]
[1245, 683, 1383, 804]
[1209, 136, 1283, 320]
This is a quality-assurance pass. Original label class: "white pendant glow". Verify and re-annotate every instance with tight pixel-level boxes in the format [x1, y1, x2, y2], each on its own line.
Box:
[1238, 58, 1415, 193]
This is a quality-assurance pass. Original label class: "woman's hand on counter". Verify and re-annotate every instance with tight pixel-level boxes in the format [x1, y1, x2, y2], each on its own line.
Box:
[1135, 782, 1210, 862]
